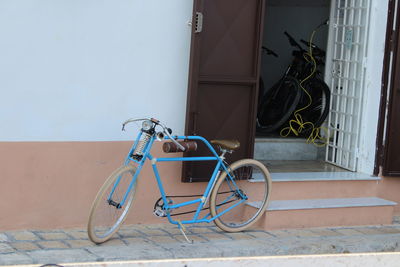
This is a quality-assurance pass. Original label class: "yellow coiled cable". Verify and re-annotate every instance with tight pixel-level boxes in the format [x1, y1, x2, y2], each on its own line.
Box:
[279, 30, 328, 147]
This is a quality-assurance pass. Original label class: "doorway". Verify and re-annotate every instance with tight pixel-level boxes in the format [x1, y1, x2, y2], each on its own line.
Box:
[184, 0, 373, 181]
[256, 0, 371, 175]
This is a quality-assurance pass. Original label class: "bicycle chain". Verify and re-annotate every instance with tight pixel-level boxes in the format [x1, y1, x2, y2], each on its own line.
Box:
[153, 191, 236, 217]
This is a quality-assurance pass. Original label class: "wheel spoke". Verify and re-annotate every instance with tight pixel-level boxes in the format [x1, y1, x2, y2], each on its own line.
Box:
[210, 159, 271, 232]
[88, 165, 137, 243]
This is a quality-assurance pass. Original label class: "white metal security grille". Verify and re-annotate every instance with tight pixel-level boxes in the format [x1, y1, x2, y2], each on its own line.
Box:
[325, 0, 371, 171]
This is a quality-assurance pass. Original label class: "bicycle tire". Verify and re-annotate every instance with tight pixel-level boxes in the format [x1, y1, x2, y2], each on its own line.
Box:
[257, 76, 301, 134]
[210, 159, 272, 232]
[297, 78, 331, 136]
[87, 164, 137, 244]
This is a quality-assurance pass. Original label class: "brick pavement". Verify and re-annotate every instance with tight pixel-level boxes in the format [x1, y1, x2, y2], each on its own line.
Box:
[1, 217, 400, 265]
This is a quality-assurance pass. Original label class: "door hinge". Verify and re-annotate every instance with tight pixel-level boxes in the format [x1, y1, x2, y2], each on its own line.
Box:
[389, 30, 396, 52]
[192, 111, 199, 135]
[355, 148, 360, 159]
[194, 12, 203, 33]
[362, 56, 368, 69]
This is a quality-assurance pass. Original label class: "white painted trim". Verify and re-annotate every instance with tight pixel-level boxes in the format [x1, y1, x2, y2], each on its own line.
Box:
[323, 0, 390, 174]
[357, 0, 390, 174]
[23, 253, 400, 267]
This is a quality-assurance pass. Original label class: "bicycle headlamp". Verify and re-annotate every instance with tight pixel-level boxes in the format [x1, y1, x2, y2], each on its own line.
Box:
[142, 120, 153, 131]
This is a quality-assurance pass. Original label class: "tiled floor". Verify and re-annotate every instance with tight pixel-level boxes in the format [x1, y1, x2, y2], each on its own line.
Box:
[261, 160, 347, 173]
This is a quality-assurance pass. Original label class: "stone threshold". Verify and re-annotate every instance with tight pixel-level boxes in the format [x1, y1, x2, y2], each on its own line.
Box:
[251, 171, 380, 182]
[248, 197, 397, 211]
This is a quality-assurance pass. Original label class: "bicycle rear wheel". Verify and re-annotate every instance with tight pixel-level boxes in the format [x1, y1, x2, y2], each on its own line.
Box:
[210, 159, 272, 232]
[87, 164, 137, 243]
[257, 77, 266, 108]
[298, 78, 331, 136]
[257, 76, 301, 134]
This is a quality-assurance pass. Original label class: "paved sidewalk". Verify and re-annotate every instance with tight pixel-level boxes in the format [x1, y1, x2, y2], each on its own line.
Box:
[1, 218, 400, 265]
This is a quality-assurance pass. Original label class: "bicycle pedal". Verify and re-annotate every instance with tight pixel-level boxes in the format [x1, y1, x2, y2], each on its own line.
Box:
[153, 208, 167, 217]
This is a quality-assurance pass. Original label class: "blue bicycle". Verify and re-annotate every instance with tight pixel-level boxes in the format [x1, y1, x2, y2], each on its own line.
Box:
[87, 118, 272, 244]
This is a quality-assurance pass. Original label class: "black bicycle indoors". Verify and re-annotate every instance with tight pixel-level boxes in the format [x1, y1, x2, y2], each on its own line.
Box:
[257, 29, 330, 140]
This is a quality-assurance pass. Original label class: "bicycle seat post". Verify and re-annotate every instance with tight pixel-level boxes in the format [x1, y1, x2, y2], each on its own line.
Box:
[219, 147, 232, 160]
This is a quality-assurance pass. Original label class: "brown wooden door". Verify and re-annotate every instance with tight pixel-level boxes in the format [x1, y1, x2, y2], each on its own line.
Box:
[383, 17, 400, 177]
[377, 0, 400, 177]
[183, 0, 265, 182]
[384, 82, 400, 176]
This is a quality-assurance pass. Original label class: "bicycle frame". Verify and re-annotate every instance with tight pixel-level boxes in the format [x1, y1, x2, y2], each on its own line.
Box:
[109, 131, 246, 226]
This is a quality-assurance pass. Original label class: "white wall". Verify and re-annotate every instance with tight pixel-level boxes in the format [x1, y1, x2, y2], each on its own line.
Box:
[0, 0, 193, 141]
[357, 0, 390, 174]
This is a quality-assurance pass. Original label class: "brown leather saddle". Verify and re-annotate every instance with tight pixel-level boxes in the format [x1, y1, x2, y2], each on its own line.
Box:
[210, 139, 240, 151]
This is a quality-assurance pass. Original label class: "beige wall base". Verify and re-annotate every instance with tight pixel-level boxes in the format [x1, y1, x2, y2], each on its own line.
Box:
[377, 177, 400, 214]
[0, 141, 399, 231]
[0, 141, 208, 230]
[261, 206, 394, 229]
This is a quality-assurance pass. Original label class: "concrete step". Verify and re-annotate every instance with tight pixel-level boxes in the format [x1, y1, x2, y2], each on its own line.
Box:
[247, 197, 397, 229]
[254, 137, 325, 161]
[249, 170, 380, 200]
[270, 179, 381, 201]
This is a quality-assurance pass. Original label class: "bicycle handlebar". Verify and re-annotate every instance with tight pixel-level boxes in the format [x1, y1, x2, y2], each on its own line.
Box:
[284, 31, 305, 52]
[300, 39, 326, 56]
[262, 46, 278, 58]
[156, 120, 186, 151]
[122, 118, 147, 131]
[122, 118, 185, 152]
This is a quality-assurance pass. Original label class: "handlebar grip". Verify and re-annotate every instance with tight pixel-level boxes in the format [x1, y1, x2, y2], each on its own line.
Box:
[262, 46, 278, 57]
[284, 31, 295, 42]
[300, 39, 312, 47]
[163, 141, 198, 153]
[150, 118, 160, 124]
[284, 31, 305, 51]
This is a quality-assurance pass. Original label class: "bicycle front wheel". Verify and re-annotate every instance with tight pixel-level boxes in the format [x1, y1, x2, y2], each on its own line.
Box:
[210, 159, 272, 232]
[88, 164, 138, 243]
